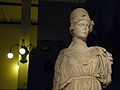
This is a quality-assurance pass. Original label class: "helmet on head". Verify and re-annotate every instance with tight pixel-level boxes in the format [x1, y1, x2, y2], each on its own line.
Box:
[70, 8, 94, 35]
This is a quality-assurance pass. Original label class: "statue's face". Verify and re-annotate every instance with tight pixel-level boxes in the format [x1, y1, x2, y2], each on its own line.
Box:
[72, 19, 90, 40]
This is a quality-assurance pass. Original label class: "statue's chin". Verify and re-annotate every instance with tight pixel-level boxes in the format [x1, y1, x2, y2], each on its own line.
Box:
[75, 36, 87, 41]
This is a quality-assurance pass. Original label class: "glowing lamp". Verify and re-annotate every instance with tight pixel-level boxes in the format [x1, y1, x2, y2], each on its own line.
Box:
[7, 52, 13, 59]
[7, 39, 33, 64]
[19, 48, 26, 55]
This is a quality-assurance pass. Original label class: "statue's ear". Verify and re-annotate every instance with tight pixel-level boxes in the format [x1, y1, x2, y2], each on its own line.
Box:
[89, 27, 93, 33]
[70, 23, 74, 30]
[89, 21, 94, 33]
[69, 24, 74, 36]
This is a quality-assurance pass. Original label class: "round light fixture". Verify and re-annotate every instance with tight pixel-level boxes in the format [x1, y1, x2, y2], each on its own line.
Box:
[19, 48, 26, 55]
[7, 39, 32, 63]
[7, 52, 13, 59]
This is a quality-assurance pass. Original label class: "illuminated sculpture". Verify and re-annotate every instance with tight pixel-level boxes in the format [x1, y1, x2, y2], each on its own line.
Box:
[52, 8, 113, 90]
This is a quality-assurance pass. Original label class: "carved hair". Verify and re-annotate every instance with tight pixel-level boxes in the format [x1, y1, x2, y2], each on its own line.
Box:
[69, 8, 94, 35]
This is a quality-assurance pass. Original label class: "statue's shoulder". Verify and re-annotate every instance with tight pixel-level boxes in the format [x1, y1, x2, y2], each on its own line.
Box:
[91, 46, 113, 61]
[59, 48, 72, 55]
[91, 46, 107, 52]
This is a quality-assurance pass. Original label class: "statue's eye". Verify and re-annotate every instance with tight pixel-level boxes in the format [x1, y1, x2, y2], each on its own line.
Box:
[78, 24, 83, 27]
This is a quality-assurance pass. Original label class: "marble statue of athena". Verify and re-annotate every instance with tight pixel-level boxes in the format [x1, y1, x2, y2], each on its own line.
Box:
[52, 8, 113, 90]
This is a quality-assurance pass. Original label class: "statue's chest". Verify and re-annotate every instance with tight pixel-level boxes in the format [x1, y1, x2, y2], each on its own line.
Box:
[68, 48, 99, 66]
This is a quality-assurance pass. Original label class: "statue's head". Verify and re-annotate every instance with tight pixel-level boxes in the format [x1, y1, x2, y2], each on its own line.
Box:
[70, 8, 94, 36]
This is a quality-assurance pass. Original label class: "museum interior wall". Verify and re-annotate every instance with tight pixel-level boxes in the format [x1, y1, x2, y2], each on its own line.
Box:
[0, 24, 37, 90]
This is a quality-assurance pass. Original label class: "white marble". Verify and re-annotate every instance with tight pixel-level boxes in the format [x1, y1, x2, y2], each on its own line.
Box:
[52, 8, 113, 90]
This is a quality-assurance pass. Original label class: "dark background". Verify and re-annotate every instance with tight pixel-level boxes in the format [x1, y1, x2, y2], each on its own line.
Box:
[27, 0, 120, 90]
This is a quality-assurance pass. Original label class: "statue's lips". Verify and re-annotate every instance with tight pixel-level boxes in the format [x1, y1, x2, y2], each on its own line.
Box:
[81, 32, 88, 35]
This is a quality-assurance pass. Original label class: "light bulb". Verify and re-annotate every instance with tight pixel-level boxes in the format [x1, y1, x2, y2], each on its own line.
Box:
[7, 53, 13, 59]
[19, 48, 26, 55]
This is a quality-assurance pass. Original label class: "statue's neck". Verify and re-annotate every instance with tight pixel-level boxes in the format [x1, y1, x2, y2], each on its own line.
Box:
[69, 37, 88, 50]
